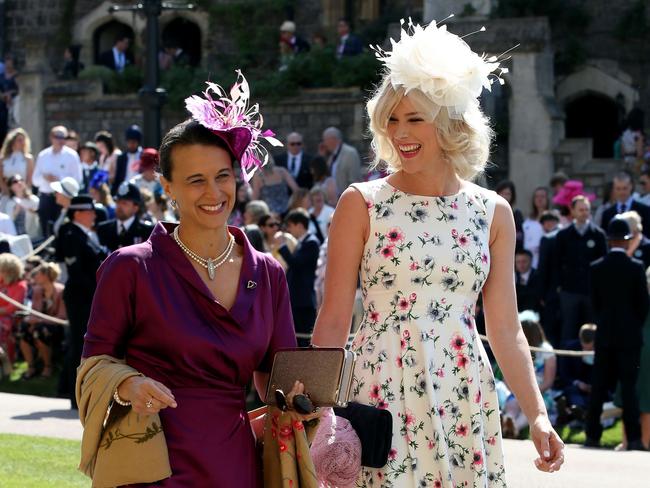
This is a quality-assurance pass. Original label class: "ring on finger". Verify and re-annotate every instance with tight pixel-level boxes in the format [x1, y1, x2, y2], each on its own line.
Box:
[146, 398, 154, 408]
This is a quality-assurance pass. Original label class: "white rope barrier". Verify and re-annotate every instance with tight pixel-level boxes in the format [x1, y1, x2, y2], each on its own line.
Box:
[0, 289, 69, 326]
[296, 332, 595, 357]
[20, 235, 56, 261]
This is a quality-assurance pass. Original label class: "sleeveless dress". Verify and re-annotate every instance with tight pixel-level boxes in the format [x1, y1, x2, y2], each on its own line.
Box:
[350, 178, 507, 488]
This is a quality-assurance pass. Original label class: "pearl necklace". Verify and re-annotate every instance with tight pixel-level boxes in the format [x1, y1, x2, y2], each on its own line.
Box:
[173, 226, 235, 280]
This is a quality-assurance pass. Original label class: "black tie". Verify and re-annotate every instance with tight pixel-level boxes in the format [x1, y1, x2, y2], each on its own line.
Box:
[289, 156, 296, 175]
[119, 224, 127, 239]
[620, 203, 626, 214]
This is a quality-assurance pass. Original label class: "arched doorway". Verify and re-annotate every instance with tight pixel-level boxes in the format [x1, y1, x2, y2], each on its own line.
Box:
[161, 18, 201, 66]
[565, 93, 620, 158]
[93, 20, 135, 65]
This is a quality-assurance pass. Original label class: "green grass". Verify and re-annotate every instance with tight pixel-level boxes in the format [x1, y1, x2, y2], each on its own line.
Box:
[0, 434, 89, 487]
[0, 361, 62, 397]
[558, 419, 623, 448]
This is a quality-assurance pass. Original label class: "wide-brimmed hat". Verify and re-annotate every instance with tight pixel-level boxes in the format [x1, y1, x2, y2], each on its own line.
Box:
[552, 180, 596, 208]
[51, 177, 80, 199]
[607, 217, 633, 241]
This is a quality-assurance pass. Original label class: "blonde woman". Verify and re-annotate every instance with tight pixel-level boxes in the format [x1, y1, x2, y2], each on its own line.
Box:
[311, 21, 564, 486]
[19, 262, 66, 379]
[0, 127, 34, 192]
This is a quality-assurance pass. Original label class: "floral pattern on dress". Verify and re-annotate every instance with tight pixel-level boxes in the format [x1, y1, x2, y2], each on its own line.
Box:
[350, 178, 506, 488]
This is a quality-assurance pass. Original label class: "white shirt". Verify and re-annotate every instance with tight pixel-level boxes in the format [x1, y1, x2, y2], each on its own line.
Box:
[118, 215, 136, 234]
[124, 147, 142, 182]
[523, 218, 544, 268]
[287, 151, 303, 178]
[308, 205, 335, 238]
[113, 47, 126, 72]
[130, 174, 161, 194]
[32, 146, 82, 193]
[2, 151, 28, 181]
[74, 221, 100, 246]
[0, 212, 17, 235]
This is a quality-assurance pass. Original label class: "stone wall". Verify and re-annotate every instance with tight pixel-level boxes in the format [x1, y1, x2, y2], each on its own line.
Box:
[41, 79, 369, 161]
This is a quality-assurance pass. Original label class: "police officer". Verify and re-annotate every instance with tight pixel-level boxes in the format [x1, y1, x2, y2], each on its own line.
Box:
[55, 195, 108, 409]
[96, 181, 153, 252]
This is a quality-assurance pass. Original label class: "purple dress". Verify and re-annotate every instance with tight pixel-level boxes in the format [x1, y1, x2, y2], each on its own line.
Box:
[83, 222, 296, 487]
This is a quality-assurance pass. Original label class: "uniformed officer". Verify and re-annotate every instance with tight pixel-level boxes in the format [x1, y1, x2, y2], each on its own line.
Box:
[96, 181, 154, 252]
[55, 195, 108, 409]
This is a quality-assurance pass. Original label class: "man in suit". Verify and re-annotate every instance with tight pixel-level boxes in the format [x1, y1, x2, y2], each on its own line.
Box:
[586, 218, 649, 450]
[554, 195, 607, 343]
[112, 125, 142, 195]
[515, 249, 541, 312]
[98, 34, 132, 73]
[278, 208, 320, 346]
[275, 132, 313, 189]
[321, 127, 362, 198]
[336, 18, 363, 58]
[537, 210, 562, 346]
[600, 172, 650, 238]
[55, 195, 108, 408]
[97, 182, 153, 252]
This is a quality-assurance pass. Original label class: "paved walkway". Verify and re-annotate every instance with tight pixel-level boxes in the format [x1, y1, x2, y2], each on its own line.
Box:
[1, 392, 647, 486]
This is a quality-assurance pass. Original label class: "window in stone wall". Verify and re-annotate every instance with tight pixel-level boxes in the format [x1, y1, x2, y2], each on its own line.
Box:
[565, 94, 619, 159]
[93, 20, 135, 65]
[161, 17, 202, 67]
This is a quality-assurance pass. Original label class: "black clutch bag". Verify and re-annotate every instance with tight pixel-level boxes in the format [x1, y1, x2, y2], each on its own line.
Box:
[333, 402, 393, 468]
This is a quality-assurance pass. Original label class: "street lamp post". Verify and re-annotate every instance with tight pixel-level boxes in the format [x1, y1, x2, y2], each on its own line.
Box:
[108, 1, 195, 147]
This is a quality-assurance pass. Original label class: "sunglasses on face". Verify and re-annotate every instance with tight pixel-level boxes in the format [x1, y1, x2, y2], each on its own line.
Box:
[288, 142, 302, 146]
[52, 134, 66, 140]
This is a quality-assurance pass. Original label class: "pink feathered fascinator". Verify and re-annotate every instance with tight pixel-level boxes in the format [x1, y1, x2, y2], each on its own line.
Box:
[184, 70, 282, 181]
[552, 180, 596, 207]
[310, 408, 362, 487]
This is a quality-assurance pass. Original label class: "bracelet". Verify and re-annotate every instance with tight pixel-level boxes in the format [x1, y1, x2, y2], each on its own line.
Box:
[113, 388, 131, 407]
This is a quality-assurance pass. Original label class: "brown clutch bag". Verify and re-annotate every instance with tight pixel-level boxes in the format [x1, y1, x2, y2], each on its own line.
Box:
[265, 347, 357, 408]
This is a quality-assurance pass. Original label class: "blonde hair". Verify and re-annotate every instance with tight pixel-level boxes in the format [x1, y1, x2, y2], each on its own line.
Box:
[0, 253, 24, 284]
[31, 262, 61, 282]
[1, 128, 32, 160]
[367, 77, 492, 180]
[619, 210, 642, 234]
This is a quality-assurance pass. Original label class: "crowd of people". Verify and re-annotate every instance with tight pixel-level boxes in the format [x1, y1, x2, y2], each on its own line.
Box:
[0, 110, 649, 453]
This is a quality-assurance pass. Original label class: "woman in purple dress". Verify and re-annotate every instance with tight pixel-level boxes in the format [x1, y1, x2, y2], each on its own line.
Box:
[81, 73, 293, 486]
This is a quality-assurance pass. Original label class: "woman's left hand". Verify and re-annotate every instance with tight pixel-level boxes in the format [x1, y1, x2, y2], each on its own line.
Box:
[285, 381, 323, 423]
[530, 415, 565, 472]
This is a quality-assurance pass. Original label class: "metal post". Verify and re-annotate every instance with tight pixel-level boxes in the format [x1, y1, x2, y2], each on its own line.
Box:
[139, 0, 166, 147]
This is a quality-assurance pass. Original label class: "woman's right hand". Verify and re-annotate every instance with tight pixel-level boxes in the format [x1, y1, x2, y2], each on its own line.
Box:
[117, 376, 177, 415]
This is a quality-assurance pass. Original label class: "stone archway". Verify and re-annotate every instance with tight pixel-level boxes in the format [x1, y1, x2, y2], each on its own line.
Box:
[565, 92, 620, 158]
[93, 20, 135, 65]
[161, 17, 202, 67]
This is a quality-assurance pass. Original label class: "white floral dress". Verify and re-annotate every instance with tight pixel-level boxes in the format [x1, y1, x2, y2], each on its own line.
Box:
[349, 178, 506, 488]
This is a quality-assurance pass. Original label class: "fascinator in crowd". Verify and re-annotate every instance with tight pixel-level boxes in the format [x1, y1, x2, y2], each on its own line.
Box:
[89, 169, 110, 190]
[371, 16, 510, 122]
[133, 147, 160, 173]
[552, 180, 596, 208]
[184, 70, 282, 181]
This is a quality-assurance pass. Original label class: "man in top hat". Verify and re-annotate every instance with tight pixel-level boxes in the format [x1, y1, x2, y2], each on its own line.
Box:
[130, 147, 162, 195]
[112, 124, 142, 195]
[55, 195, 108, 408]
[97, 181, 153, 252]
[585, 217, 649, 450]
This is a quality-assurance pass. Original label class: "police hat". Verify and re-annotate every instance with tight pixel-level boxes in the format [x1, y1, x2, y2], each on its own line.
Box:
[125, 124, 142, 142]
[66, 194, 95, 218]
[51, 176, 80, 199]
[115, 181, 142, 204]
[606, 217, 633, 241]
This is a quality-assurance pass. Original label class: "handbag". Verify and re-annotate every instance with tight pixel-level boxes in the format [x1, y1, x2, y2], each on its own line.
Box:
[265, 347, 356, 408]
[334, 402, 393, 469]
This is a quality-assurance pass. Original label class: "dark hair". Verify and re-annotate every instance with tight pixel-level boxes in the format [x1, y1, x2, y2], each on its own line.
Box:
[613, 171, 633, 186]
[310, 156, 330, 182]
[539, 210, 560, 224]
[515, 248, 533, 259]
[158, 119, 235, 181]
[114, 34, 130, 45]
[65, 130, 79, 142]
[530, 186, 550, 219]
[550, 172, 568, 188]
[243, 224, 266, 252]
[94, 130, 115, 154]
[521, 317, 548, 349]
[257, 213, 273, 227]
[579, 323, 597, 344]
[495, 180, 516, 205]
[284, 208, 310, 229]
